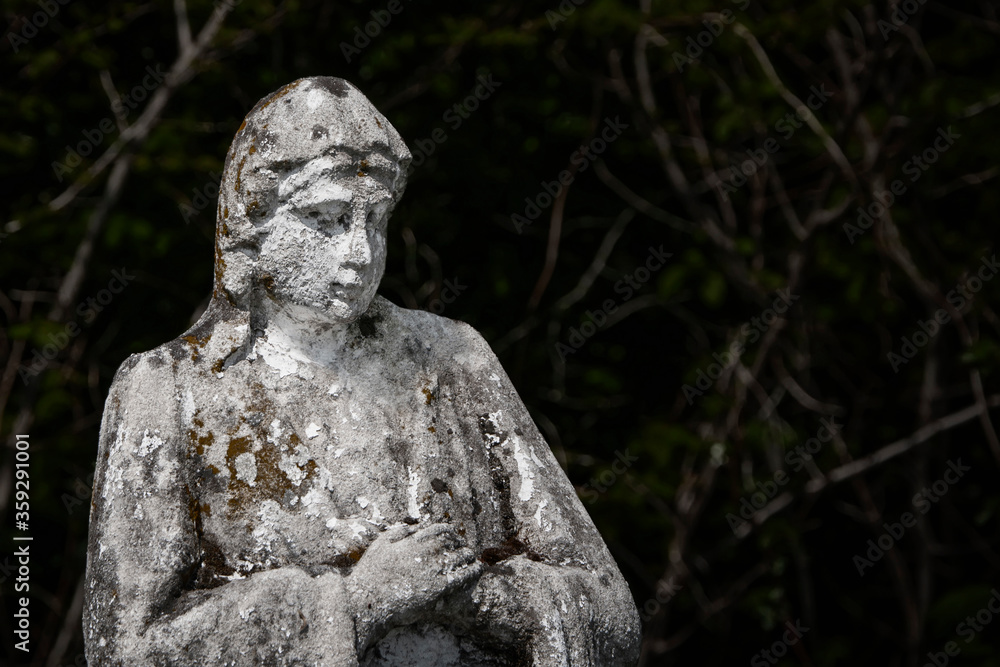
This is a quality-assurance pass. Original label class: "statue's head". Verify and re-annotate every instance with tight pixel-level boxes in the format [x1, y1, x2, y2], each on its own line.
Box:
[214, 77, 412, 322]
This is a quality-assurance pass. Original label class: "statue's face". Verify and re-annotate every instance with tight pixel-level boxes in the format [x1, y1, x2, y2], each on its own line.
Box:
[256, 151, 398, 322]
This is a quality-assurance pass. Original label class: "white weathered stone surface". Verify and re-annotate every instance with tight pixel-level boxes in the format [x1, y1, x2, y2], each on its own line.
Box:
[84, 77, 641, 666]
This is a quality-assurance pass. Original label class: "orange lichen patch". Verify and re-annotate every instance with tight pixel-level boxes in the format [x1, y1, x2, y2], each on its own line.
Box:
[428, 426, 436, 433]
[224, 385, 319, 516]
[238, 119, 247, 133]
[226, 437, 252, 467]
[185, 484, 209, 534]
[260, 273, 275, 293]
[188, 485, 232, 588]
[225, 435, 316, 513]
[375, 118, 382, 128]
[330, 546, 367, 568]
[235, 155, 247, 193]
[194, 431, 214, 457]
[300, 458, 318, 481]
[223, 207, 229, 220]
[259, 80, 302, 111]
[182, 333, 212, 362]
[248, 145, 257, 154]
[187, 413, 216, 459]
[212, 359, 225, 374]
[245, 200, 260, 217]
[422, 386, 435, 404]
[357, 159, 369, 177]
[214, 236, 227, 288]
[187, 494, 212, 525]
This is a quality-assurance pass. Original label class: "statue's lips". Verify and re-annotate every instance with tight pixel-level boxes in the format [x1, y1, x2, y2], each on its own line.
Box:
[330, 281, 362, 299]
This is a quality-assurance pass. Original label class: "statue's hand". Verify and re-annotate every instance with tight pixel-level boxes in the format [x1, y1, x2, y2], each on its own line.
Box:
[347, 523, 483, 640]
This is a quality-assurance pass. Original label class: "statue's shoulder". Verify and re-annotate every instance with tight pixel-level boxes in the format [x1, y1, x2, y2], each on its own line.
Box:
[371, 295, 497, 371]
[155, 300, 254, 378]
[108, 345, 176, 395]
[100, 346, 184, 436]
[109, 298, 252, 404]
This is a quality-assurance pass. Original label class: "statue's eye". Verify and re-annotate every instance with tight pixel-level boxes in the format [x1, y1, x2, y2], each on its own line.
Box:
[297, 206, 351, 237]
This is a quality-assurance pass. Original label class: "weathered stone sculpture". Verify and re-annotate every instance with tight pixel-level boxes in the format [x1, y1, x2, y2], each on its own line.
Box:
[84, 77, 641, 666]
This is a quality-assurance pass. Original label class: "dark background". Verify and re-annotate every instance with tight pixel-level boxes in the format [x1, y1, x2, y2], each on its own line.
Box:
[2, 0, 1000, 665]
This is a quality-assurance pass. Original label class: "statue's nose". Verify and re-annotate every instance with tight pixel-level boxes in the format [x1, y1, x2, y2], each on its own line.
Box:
[344, 215, 372, 268]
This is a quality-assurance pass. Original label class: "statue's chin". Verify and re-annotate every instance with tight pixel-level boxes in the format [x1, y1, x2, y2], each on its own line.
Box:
[289, 293, 373, 325]
[327, 298, 366, 323]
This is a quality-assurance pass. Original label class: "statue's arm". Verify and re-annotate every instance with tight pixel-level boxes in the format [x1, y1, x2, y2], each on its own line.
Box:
[454, 325, 642, 666]
[83, 350, 358, 666]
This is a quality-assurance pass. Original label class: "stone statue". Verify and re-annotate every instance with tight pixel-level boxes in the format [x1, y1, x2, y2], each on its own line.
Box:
[84, 77, 641, 666]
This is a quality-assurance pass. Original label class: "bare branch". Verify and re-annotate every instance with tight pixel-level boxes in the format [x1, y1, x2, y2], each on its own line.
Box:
[527, 157, 575, 311]
[593, 161, 695, 233]
[734, 396, 1000, 538]
[732, 22, 857, 186]
[98, 69, 127, 133]
[174, 0, 194, 55]
[553, 208, 633, 312]
[50, 2, 233, 211]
